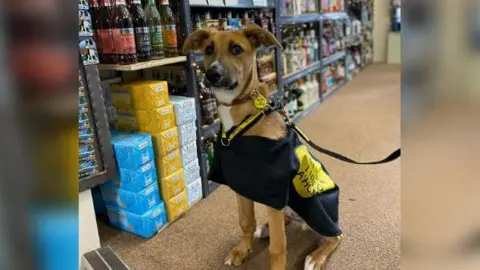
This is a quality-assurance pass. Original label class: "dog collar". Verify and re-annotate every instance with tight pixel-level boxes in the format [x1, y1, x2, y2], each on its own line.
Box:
[220, 90, 273, 146]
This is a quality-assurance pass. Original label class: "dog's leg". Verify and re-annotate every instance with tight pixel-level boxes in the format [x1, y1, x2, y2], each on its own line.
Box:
[267, 207, 287, 270]
[254, 207, 295, 238]
[304, 235, 343, 270]
[224, 194, 256, 266]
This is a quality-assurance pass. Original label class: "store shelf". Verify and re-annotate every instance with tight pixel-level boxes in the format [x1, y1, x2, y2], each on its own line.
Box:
[190, 0, 274, 9]
[321, 12, 349, 20]
[79, 172, 109, 192]
[322, 51, 346, 66]
[207, 180, 220, 195]
[292, 99, 321, 124]
[279, 13, 321, 25]
[282, 61, 321, 85]
[323, 81, 346, 100]
[99, 56, 187, 71]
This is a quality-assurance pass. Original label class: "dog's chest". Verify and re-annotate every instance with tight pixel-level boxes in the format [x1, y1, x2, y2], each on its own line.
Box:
[217, 105, 234, 131]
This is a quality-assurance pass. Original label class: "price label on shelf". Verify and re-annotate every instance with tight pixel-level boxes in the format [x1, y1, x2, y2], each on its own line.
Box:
[208, 0, 225, 5]
[253, 0, 267, 7]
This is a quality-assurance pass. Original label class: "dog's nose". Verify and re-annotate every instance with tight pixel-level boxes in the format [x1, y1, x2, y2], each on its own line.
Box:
[206, 65, 223, 84]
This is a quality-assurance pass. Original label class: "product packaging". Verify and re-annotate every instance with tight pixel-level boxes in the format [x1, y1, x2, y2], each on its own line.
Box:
[169, 95, 197, 126]
[180, 141, 198, 168]
[115, 104, 176, 134]
[101, 181, 161, 215]
[177, 121, 197, 146]
[187, 178, 202, 207]
[165, 190, 188, 222]
[159, 169, 186, 201]
[106, 201, 168, 238]
[183, 158, 201, 186]
[111, 131, 154, 170]
[151, 127, 180, 157]
[105, 160, 158, 193]
[155, 149, 182, 178]
[110, 81, 169, 110]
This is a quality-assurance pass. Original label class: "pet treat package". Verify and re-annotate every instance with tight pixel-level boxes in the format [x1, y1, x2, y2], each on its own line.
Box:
[151, 127, 180, 157]
[187, 178, 202, 207]
[115, 105, 176, 134]
[155, 149, 182, 178]
[110, 81, 169, 110]
[105, 160, 158, 193]
[183, 159, 201, 186]
[168, 95, 197, 126]
[111, 132, 154, 170]
[177, 121, 197, 146]
[180, 141, 198, 168]
[159, 169, 186, 201]
[100, 182, 161, 215]
[165, 190, 188, 222]
[106, 201, 167, 238]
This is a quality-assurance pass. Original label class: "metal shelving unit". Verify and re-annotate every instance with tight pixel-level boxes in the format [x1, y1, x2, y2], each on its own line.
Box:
[79, 61, 118, 192]
[276, 1, 350, 122]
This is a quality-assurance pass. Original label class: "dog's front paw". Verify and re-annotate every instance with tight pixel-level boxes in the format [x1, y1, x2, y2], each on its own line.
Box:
[304, 255, 326, 270]
[224, 246, 252, 266]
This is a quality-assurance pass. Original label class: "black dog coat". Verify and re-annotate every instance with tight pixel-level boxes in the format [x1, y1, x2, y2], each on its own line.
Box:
[208, 127, 342, 237]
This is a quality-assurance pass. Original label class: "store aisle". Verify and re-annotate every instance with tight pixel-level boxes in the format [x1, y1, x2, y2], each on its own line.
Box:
[99, 64, 400, 270]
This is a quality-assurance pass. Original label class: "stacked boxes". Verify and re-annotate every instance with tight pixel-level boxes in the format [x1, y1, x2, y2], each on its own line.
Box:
[169, 96, 203, 208]
[101, 132, 167, 238]
[111, 81, 176, 134]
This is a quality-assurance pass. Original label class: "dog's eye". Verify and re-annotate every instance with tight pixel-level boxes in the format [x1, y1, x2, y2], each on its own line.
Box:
[205, 45, 214, 56]
[230, 45, 242, 55]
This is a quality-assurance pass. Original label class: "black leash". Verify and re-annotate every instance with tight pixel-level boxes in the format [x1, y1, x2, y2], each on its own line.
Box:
[275, 105, 401, 165]
[291, 123, 400, 165]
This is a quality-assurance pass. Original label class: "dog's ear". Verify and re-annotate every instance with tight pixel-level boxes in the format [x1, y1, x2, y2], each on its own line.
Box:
[182, 29, 211, 54]
[242, 24, 282, 50]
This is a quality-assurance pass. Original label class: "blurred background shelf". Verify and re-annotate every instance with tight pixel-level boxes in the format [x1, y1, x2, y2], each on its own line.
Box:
[99, 56, 187, 71]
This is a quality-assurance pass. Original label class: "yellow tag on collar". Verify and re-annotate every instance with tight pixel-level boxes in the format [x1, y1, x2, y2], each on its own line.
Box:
[251, 90, 268, 110]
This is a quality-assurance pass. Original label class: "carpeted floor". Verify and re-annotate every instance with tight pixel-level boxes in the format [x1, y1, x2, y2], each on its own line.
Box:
[99, 64, 401, 269]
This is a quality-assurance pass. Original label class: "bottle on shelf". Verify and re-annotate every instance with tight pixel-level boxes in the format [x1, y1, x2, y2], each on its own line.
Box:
[113, 0, 137, 64]
[304, 74, 313, 107]
[267, 11, 276, 34]
[199, 83, 216, 126]
[205, 11, 219, 29]
[286, 43, 296, 74]
[218, 13, 227, 31]
[297, 79, 306, 112]
[98, 0, 116, 64]
[301, 30, 310, 66]
[128, 0, 152, 62]
[310, 29, 318, 62]
[311, 73, 320, 102]
[144, 0, 165, 59]
[158, 0, 179, 57]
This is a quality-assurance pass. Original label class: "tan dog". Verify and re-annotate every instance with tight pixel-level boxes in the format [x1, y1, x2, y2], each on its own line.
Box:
[183, 24, 342, 270]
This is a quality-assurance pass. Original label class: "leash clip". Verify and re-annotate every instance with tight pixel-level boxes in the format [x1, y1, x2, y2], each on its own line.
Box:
[220, 137, 230, 147]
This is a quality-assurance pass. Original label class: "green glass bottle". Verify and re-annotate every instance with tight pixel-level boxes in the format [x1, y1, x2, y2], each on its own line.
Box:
[145, 0, 165, 59]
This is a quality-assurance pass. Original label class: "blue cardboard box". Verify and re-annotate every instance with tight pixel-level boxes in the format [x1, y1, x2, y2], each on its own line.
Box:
[100, 181, 161, 215]
[105, 160, 158, 193]
[106, 201, 167, 238]
[111, 131, 154, 170]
